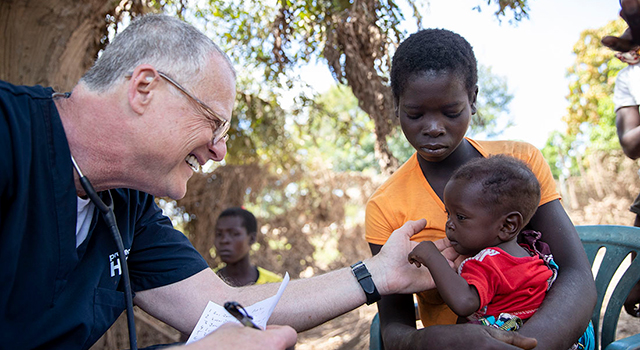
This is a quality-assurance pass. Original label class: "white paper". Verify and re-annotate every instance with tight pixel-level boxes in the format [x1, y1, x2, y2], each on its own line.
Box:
[186, 272, 290, 344]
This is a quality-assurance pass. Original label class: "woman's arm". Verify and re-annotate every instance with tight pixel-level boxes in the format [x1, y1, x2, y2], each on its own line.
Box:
[516, 199, 596, 349]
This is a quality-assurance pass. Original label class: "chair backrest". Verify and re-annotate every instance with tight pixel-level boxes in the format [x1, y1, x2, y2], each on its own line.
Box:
[576, 225, 640, 350]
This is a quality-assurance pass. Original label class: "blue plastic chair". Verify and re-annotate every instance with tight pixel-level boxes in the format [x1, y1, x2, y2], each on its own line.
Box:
[576, 225, 640, 350]
[369, 225, 640, 350]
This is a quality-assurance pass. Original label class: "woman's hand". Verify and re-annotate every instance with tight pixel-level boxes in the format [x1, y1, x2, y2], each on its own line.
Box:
[602, 0, 640, 52]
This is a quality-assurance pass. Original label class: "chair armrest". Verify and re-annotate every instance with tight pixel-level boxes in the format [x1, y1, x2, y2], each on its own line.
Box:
[605, 333, 640, 350]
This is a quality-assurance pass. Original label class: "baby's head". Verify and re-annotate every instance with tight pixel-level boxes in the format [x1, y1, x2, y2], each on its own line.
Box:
[390, 28, 478, 104]
[443, 155, 541, 255]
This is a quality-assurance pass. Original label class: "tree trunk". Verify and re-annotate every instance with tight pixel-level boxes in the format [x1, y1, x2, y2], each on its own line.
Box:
[0, 0, 113, 92]
[323, 0, 400, 176]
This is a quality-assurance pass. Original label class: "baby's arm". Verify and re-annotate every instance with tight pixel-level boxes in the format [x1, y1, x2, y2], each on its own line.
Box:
[408, 241, 480, 317]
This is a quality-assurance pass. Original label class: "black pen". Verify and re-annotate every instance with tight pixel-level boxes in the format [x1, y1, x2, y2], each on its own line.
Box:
[224, 301, 262, 330]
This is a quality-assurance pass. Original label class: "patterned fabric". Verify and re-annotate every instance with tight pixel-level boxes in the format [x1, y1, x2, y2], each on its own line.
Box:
[519, 230, 559, 290]
[475, 313, 523, 331]
[570, 321, 595, 350]
[518, 231, 595, 350]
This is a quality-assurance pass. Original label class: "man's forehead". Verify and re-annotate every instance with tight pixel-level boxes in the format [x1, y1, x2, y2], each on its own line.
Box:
[198, 57, 236, 119]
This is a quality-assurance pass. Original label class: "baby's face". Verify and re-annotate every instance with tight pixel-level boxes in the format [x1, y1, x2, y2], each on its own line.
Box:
[443, 179, 504, 256]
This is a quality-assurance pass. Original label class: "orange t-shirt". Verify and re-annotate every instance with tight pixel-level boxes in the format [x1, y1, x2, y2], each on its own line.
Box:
[365, 138, 561, 327]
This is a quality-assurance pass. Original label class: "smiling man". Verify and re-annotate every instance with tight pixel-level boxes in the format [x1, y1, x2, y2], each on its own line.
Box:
[0, 13, 499, 350]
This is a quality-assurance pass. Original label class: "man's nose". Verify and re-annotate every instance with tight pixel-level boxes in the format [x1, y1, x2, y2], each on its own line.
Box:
[209, 137, 227, 162]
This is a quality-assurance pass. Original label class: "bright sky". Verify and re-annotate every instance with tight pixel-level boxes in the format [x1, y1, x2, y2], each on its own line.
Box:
[296, 0, 620, 149]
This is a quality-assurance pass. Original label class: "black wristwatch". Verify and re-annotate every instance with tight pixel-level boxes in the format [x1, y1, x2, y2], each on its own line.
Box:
[350, 261, 381, 305]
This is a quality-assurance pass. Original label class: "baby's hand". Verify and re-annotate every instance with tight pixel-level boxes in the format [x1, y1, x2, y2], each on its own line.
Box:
[407, 241, 436, 268]
[408, 255, 423, 268]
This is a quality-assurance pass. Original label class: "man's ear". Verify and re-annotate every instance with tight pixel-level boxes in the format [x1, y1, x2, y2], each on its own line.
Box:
[128, 65, 160, 115]
[248, 233, 257, 245]
[470, 85, 479, 115]
[498, 211, 523, 242]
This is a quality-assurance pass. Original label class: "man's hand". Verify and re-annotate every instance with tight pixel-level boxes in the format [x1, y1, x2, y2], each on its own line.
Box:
[433, 237, 467, 268]
[366, 219, 439, 295]
[179, 323, 297, 350]
[408, 241, 441, 268]
[602, 0, 640, 52]
[366, 219, 465, 295]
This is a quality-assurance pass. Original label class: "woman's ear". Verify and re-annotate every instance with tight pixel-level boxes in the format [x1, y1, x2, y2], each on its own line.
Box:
[470, 85, 479, 115]
[498, 211, 523, 242]
[128, 64, 160, 115]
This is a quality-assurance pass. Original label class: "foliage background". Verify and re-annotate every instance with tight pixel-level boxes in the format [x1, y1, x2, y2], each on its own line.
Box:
[2, 0, 638, 349]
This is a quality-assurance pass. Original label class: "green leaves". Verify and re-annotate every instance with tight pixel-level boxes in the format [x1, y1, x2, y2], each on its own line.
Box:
[543, 18, 627, 179]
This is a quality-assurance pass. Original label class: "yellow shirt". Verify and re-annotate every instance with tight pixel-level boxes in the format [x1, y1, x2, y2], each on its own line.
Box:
[365, 138, 560, 326]
[214, 266, 283, 286]
[256, 266, 283, 285]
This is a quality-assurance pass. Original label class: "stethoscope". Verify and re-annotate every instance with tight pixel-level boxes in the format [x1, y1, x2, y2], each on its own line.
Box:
[71, 156, 138, 350]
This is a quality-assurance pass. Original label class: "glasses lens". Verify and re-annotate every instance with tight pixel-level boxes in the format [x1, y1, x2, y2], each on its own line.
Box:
[212, 121, 230, 144]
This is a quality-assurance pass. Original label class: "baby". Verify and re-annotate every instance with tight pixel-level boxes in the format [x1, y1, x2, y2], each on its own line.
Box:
[408, 155, 551, 328]
[408, 155, 593, 349]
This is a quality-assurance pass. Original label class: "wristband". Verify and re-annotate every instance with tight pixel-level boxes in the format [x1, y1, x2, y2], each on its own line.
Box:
[350, 261, 381, 305]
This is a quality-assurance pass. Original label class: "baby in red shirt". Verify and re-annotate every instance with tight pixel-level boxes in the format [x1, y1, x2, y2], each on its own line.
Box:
[408, 155, 593, 349]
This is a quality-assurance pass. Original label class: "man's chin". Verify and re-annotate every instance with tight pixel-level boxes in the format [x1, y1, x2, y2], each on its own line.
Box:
[157, 183, 188, 200]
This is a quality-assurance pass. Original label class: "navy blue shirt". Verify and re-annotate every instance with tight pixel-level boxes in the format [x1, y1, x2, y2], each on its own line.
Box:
[0, 81, 209, 349]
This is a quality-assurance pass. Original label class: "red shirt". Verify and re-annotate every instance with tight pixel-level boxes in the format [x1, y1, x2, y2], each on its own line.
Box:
[459, 247, 553, 320]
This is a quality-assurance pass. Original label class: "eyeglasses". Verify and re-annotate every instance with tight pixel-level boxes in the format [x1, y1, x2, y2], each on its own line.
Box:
[127, 71, 230, 144]
[158, 71, 230, 144]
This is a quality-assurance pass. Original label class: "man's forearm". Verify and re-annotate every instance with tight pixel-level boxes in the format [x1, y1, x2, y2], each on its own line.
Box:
[270, 219, 435, 331]
[267, 265, 367, 331]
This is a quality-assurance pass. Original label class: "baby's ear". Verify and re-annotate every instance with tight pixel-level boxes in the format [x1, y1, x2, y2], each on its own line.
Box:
[498, 212, 523, 241]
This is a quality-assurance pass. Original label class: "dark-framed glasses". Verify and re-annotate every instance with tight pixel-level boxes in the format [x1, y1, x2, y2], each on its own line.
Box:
[126, 71, 230, 144]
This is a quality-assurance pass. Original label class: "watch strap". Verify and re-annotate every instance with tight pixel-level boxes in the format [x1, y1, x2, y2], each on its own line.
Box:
[350, 261, 381, 305]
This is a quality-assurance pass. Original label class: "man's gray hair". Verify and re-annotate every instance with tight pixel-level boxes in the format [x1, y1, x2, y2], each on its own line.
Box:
[80, 14, 235, 92]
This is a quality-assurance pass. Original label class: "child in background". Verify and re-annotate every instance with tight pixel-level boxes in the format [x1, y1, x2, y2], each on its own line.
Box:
[214, 207, 282, 287]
